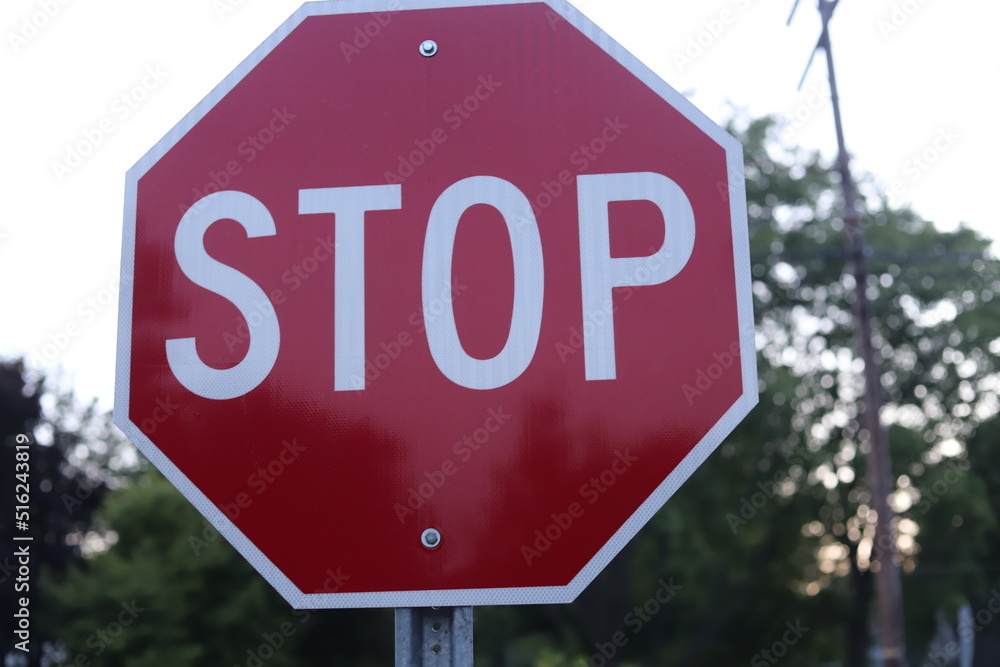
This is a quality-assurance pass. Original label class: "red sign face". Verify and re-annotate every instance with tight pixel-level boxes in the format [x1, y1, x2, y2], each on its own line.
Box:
[115, 0, 756, 608]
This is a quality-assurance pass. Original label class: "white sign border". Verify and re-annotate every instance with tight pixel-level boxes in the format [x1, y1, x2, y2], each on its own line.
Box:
[115, 0, 757, 609]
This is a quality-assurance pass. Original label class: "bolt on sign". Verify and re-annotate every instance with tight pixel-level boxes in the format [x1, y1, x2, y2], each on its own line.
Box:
[115, 0, 757, 608]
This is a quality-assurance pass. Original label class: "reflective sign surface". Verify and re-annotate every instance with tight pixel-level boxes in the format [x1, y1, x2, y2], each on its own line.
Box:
[116, 0, 756, 608]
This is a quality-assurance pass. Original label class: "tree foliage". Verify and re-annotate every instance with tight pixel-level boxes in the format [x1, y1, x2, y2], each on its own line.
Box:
[1, 360, 134, 667]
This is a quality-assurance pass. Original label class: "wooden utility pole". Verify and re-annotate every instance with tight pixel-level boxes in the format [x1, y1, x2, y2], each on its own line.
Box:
[788, 2, 907, 664]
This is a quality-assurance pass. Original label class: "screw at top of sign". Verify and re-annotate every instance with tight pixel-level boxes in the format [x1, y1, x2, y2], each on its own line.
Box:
[419, 40, 438, 57]
[421, 528, 441, 549]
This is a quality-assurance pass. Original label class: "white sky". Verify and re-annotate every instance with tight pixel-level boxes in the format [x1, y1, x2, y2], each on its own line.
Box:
[2, 0, 997, 409]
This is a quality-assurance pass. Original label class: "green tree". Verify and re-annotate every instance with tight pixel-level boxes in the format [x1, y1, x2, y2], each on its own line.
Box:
[1, 359, 131, 667]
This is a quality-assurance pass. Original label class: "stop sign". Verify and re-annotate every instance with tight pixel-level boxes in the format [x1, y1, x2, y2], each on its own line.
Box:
[115, 0, 756, 608]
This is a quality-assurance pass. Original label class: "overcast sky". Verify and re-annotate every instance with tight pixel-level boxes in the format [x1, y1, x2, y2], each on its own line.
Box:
[2, 0, 997, 409]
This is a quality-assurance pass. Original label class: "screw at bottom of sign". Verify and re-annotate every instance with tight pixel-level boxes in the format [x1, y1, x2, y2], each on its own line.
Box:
[421, 528, 441, 549]
[419, 40, 438, 57]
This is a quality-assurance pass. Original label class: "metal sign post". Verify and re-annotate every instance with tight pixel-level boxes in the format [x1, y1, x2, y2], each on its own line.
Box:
[395, 607, 473, 667]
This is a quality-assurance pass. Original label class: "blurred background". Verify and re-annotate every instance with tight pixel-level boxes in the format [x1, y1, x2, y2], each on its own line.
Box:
[3, 0, 999, 665]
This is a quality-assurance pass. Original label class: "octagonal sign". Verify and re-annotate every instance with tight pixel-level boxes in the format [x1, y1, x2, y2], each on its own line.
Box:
[115, 0, 756, 608]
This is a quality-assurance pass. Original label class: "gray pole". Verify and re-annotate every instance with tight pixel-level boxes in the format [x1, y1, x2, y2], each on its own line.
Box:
[811, 1, 907, 664]
[395, 607, 474, 667]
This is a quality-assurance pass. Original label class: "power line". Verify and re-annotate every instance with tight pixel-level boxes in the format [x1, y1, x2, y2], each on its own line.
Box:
[750, 249, 997, 266]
